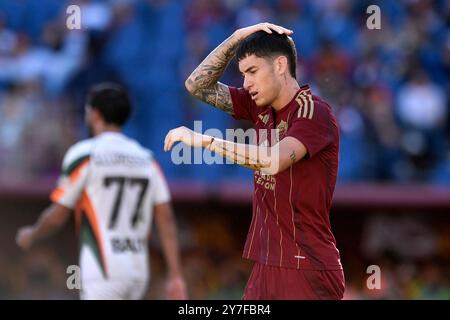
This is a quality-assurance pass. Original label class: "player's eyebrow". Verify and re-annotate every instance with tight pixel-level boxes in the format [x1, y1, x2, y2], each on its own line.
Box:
[241, 66, 257, 74]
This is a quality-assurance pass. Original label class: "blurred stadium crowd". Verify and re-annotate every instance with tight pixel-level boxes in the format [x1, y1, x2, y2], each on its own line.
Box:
[0, 0, 449, 183]
[0, 0, 449, 300]
[1, 207, 449, 299]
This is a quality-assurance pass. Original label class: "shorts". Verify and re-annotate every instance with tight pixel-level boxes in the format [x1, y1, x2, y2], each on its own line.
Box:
[80, 279, 148, 300]
[242, 262, 345, 300]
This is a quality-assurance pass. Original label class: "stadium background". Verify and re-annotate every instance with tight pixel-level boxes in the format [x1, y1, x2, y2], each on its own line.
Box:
[0, 0, 448, 299]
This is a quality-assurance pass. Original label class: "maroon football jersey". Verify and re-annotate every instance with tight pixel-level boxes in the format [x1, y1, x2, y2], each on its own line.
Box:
[230, 85, 342, 270]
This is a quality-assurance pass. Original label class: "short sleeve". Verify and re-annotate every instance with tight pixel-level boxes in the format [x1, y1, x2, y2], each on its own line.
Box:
[286, 98, 335, 158]
[151, 160, 171, 205]
[50, 144, 91, 209]
[229, 86, 257, 122]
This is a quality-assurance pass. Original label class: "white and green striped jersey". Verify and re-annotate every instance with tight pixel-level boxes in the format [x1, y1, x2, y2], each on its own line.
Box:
[51, 132, 170, 284]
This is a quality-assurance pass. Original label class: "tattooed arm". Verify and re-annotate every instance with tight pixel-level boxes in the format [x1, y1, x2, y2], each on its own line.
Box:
[184, 34, 238, 115]
[164, 127, 306, 175]
[206, 135, 307, 174]
[185, 23, 293, 115]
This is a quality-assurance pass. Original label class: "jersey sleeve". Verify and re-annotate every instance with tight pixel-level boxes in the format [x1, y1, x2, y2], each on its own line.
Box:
[50, 142, 92, 209]
[151, 160, 171, 205]
[229, 86, 258, 123]
[286, 98, 335, 158]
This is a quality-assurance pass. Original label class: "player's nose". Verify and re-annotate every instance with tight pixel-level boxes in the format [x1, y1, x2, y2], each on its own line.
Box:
[243, 76, 253, 91]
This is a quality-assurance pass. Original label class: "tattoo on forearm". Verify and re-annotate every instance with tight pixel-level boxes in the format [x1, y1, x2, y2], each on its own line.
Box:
[190, 39, 237, 88]
[211, 141, 270, 170]
[290, 150, 296, 163]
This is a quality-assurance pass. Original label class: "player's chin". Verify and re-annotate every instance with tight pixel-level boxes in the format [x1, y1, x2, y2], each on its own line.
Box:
[254, 97, 265, 107]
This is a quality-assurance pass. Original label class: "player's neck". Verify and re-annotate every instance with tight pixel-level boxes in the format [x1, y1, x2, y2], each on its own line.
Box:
[271, 79, 300, 111]
[93, 124, 122, 137]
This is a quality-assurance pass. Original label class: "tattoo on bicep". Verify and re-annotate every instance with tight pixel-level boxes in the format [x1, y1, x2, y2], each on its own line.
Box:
[193, 64, 225, 88]
[193, 84, 234, 115]
[290, 150, 297, 163]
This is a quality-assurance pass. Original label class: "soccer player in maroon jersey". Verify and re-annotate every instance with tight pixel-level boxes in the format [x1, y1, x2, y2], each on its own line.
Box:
[165, 23, 345, 300]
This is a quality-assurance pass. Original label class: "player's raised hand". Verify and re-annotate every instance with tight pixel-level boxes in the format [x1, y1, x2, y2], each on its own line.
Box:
[16, 226, 35, 251]
[165, 275, 188, 300]
[164, 126, 210, 151]
[234, 22, 293, 40]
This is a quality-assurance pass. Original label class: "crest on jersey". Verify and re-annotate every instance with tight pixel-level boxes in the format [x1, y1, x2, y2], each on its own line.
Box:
[258, 113, 270, 125]
[275, 120, 288, 142]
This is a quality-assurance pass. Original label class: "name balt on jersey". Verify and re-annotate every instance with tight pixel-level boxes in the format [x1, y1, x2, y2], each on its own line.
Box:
[50, 132, 170, 282]
[230, 85, 343, 271]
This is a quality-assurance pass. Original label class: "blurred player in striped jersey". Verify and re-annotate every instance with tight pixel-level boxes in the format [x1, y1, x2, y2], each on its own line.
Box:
[165, 23, 344, 299]
[16, 83, 187, 300]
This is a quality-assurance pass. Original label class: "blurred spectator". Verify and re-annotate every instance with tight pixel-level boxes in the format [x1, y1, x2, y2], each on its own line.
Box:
[361, 213, 438, 260]
[396, 69, 447, 180]
[0, 0, 447, 183]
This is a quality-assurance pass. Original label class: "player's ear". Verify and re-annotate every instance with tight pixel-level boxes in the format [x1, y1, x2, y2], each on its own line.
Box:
[89, 107, 102, 122]
[275, 56, 288, 76]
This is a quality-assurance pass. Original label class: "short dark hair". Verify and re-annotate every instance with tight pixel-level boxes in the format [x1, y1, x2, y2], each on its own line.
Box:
[87, 82, 131, 126]
[235, 31, 297, 79]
